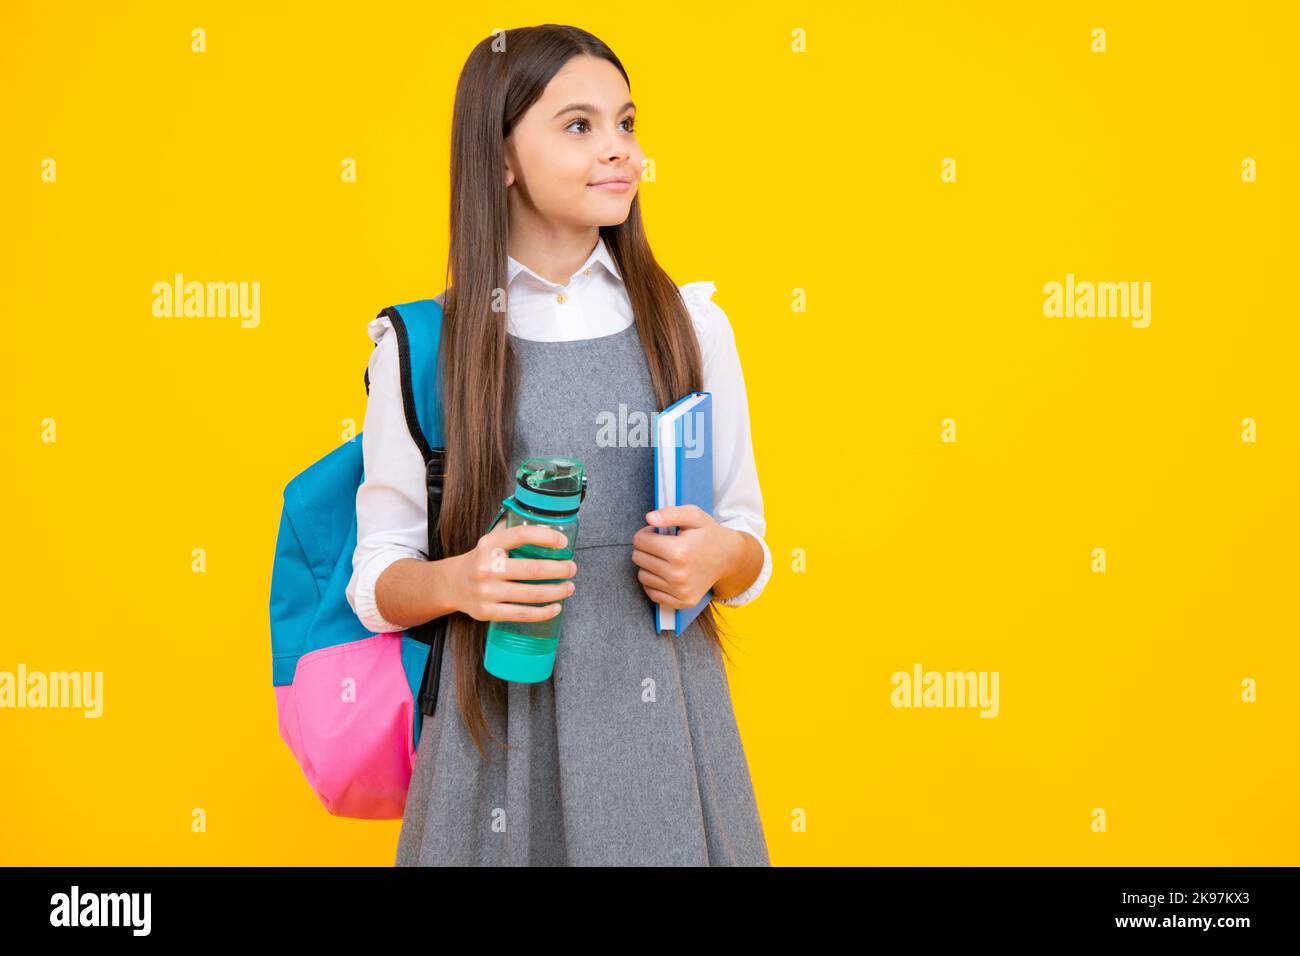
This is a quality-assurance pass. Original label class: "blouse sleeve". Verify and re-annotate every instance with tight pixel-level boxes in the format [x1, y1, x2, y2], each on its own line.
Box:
[344, 316, 431, 634]
[678, 281, 773, 608]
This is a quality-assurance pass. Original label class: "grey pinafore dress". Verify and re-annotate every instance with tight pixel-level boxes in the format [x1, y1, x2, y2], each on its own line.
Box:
[395, 321, 769, 866]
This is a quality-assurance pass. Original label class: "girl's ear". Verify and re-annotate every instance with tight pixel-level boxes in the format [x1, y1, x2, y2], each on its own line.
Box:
[503, 136, 517, 188]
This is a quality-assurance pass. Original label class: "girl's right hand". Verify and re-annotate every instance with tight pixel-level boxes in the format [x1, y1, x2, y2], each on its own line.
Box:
[447, 523, 577, 623]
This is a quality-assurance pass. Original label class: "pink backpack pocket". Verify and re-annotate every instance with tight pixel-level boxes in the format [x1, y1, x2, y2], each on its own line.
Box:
[274, 632, 417, 820]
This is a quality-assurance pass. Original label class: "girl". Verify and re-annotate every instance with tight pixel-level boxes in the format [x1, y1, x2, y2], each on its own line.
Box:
[345, 24, 772, 866]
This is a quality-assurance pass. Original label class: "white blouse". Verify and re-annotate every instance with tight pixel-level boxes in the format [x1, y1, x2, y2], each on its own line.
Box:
[344, 236, 772, 634]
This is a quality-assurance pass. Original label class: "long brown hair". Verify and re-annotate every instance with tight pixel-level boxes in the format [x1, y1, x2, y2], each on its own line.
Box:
[436, 24, 737, 760]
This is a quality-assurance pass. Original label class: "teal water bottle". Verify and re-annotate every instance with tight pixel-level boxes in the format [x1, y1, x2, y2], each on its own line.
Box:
[483, 456, 588, 683]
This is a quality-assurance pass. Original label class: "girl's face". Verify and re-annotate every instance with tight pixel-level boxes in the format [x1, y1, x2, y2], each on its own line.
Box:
[504, 55, 643, 231]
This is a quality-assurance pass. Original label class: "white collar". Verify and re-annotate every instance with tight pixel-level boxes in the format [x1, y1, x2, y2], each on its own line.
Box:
[507, 236, 623, 288]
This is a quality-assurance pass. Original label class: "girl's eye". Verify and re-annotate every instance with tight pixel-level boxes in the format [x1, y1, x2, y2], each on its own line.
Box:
[566, 118, 637, 134]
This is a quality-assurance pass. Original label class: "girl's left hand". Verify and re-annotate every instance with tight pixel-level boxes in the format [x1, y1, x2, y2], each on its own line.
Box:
[631, 505, 733, 609]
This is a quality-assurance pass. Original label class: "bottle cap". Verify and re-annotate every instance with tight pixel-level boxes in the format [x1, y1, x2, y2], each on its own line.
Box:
[513, 456, 587, 516]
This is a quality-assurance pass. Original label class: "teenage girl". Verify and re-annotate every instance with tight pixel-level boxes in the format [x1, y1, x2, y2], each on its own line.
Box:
[345, 24, 772, 866]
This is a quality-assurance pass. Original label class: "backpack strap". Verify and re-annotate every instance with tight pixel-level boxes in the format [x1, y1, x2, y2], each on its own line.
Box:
[373, 298, 449, 717]
[375, 299, 446, 455]
[366, 295, 508, 719]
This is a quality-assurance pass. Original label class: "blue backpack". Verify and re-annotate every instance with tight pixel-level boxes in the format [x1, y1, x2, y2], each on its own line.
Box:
[268, 296, 503, 819]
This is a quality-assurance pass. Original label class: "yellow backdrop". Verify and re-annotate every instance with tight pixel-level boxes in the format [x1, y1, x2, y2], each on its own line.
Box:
[2, 1, 1296, 865]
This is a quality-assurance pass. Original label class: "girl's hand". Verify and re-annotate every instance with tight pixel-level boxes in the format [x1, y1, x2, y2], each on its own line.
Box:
[631, 505, 752, 609]
[447, 523, 577, 623]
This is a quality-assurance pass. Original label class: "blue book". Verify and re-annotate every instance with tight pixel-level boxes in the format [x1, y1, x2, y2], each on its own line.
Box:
[652, 391, 713, 634]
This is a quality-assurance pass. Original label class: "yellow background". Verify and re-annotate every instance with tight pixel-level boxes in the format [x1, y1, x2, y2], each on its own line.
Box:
[2, 1, 1296, 865]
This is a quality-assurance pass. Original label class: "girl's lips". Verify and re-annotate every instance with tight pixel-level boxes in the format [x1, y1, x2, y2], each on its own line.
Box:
[588, 181, 631, 192]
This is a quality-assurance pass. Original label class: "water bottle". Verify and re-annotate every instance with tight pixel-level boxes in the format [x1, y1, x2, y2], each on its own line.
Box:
[483, 455, 588, 683]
